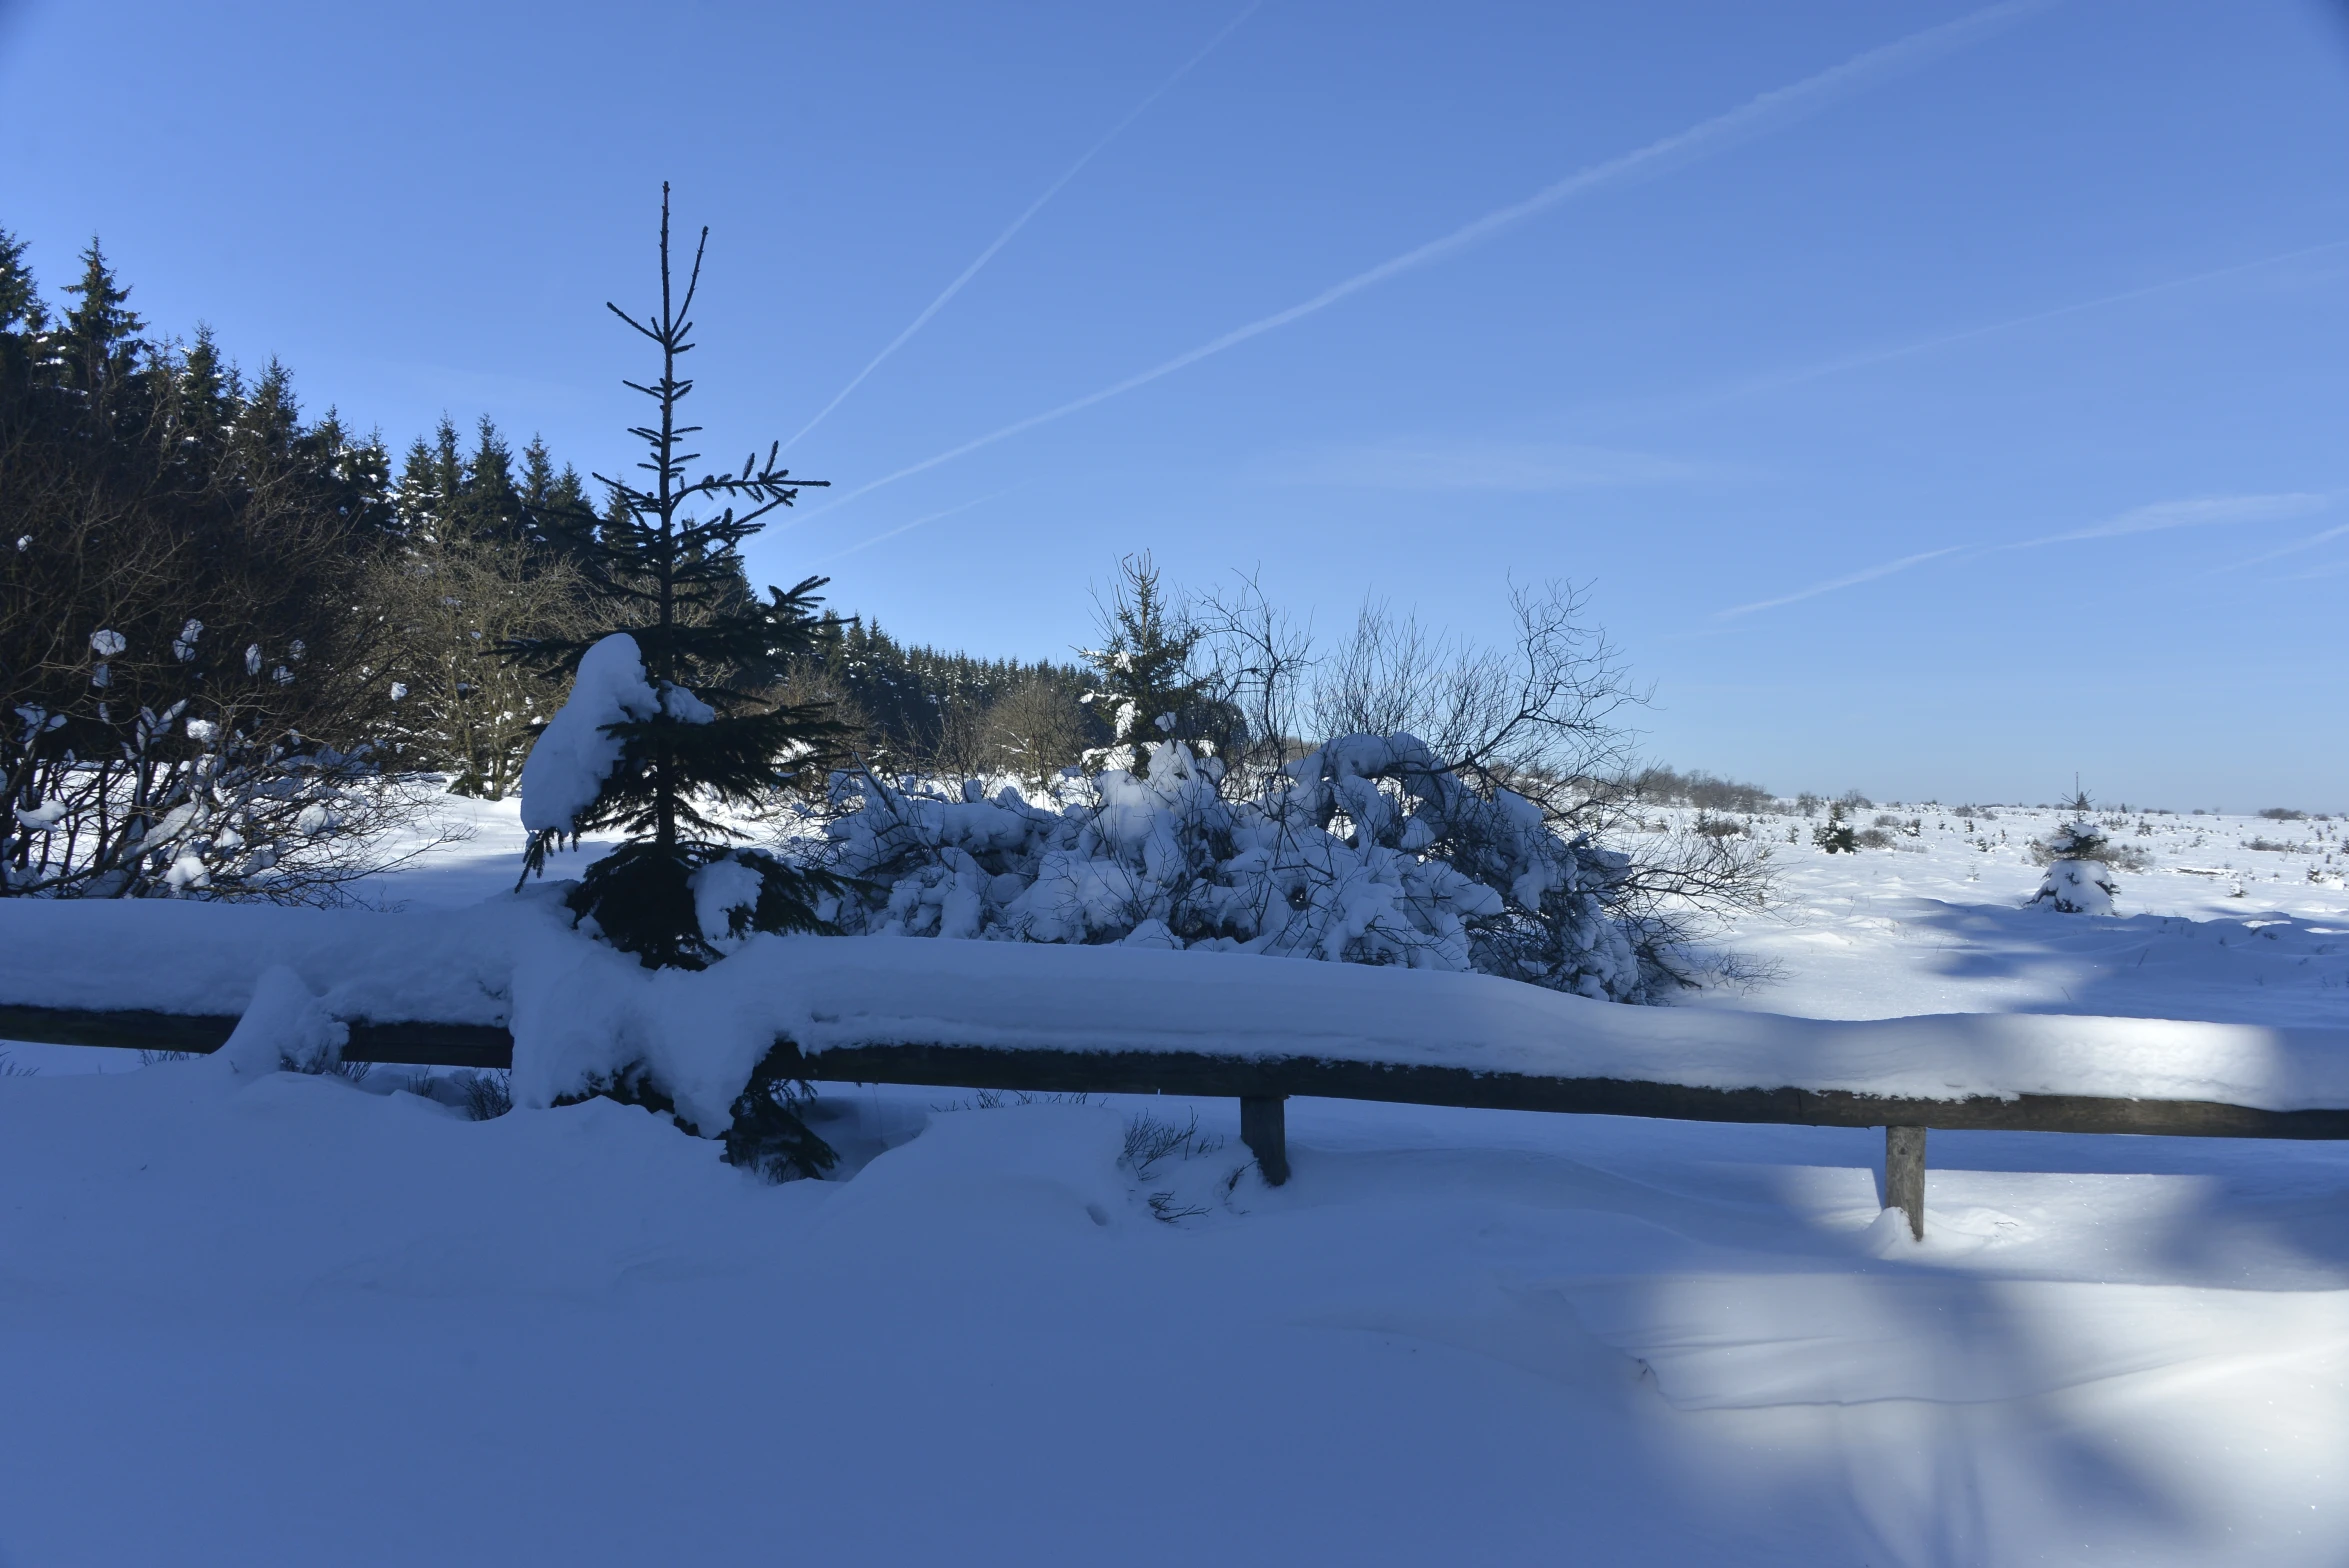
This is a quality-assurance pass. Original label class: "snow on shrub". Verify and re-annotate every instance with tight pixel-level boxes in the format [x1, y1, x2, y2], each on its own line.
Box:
[517, 632, 665, 840]
[2027, 820, 2121, 915]
[819, 731, 1648, 1002]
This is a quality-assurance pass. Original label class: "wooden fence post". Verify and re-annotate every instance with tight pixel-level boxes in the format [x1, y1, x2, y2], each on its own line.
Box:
[1241, 1095, 1289, 1186]
[1885, 1124, 1926, 1240]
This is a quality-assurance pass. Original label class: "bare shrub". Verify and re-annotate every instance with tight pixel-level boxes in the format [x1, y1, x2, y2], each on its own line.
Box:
[1120, 1108, 1227, 1224]
[370, 522, 596, 799]
[984, 673, 1093, 789]
[455, 1068, 513, 1121]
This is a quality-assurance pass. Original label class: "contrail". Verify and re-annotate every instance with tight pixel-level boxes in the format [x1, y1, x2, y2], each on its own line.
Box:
[795, 0, 2050, 523]
[809, 487, 1025, 567]
[1692, 237, 2349, 411]
[1714, 492, 2338, 619]
[2228, 520, 2349, 572]
[2011, 490, 2330, 549]
[782, 0, 1264, 452]
[1716, 547, 1961, 620]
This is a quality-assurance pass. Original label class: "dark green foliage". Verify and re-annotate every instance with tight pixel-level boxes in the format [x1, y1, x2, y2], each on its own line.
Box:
[0, 229, 40, 333]
[518, 435, 592, 556]
[555, 1041, 836, 1181]
[396, 414, 562, 547]
[0, 230, 411, 898]
[58, 239, 143, 392]
[1812, 802, 1858, 854]
[567, 839, 841, 970]
[723, 1044, 839, 1181]
[1082, 552, 1213, 776]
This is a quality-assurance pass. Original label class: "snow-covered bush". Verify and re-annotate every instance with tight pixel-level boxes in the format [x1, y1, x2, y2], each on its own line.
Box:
[2027, 821, 2121, 914]
[4, 626, 444, 902]
[2026, 818, 2149, 876]
[820, 730, 1646, 1001]
[811, 568, 1768, 1002]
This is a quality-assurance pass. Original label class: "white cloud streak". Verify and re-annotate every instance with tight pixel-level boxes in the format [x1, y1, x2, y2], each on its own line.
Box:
[2229, 521, 2349, 571]
[2011, 491, 2331, 548]
[1270, 438, 1727, 491]
[1698, 237, 2349, 410]
[782, 1, 1263, 452]
[1715, 547, 1961, 620]
[795, 0, 2049, 525]
[809, 487, 1025, 567]
[1713, 492, 2338, 620]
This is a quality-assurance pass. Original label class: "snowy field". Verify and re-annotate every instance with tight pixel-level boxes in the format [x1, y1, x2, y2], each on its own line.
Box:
[5, 799, 2349, 1566]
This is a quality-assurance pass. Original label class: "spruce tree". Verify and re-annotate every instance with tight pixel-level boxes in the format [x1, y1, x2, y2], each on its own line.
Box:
[508, 185, 848, 1177]
[0, 228, 38, 334]
[518, 435, 590, 553]
[457, 416, 523, 541]
[59, 239, 142, 394]
[1811, 800, 1858, 854]
[1081, 553, 1208, 777]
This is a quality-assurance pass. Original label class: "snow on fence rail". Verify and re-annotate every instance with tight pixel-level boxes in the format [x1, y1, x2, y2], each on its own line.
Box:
[7, 896, 2349, 1236]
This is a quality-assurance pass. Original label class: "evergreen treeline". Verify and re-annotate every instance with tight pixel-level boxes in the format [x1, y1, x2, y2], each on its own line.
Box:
[0, 233, 408, 895]
[0, 224, 1107, 890]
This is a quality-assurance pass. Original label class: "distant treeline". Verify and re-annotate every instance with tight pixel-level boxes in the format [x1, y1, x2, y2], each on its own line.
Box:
[1621, 766, 1774, 814]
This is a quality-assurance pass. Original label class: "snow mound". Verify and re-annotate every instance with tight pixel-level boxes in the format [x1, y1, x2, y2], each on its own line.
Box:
[218, 965, 347, 1075]
[519, 634, 658, 837]
[818, 1104, 1130, 1238]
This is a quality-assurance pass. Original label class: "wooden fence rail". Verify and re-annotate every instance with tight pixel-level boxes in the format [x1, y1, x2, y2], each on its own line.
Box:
[10, 1002, 2348, 1240]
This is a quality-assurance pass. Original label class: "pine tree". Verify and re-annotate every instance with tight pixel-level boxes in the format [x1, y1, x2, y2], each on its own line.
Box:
[171, 326, 232, 453]
[507, 185, 848, 1177]
[1081, 553, 1208, 777]
[2028, 803, 2120, 915]
[1812, 800, 1858, 854]
[58, 239, 143, 394]
[457, 416, 523, 541]
[518, 435, 590, 554]
[0, 228, 38, 334]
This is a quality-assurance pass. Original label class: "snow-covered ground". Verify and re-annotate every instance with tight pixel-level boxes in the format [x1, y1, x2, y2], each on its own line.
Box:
[1687, 801, 2349, 1027]
[4, 798, 2347, 1566]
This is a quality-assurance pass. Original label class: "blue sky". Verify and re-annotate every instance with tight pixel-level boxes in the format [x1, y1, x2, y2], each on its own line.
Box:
[4, 0, 2346, 808]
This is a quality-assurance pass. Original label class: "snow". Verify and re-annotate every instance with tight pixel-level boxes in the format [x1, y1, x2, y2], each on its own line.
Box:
[516, 633, 658, 837]
[825, 739, 1644, 1000]
[688, 851, 768, 950]
[4, 796, 2349, 1563]
[7, 875, 2349, 1122]
[217, 964, 346, 1075]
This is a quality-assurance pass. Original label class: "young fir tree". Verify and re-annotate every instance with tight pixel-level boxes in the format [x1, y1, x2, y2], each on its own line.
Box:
[507, 186, 848, 1179]
[0, 229, 40, 334]
[1080, 553, 1209, 778]
[2028, 817, 2120, 914]
[58, 239, 143, 396]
